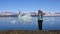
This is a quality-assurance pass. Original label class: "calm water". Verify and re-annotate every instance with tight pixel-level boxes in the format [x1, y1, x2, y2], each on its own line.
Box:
[0, 17, 60, 31]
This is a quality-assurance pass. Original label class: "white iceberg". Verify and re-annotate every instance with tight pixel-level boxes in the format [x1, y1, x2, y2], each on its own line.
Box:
[11, 20, 16, 24]
[18, 13, 32, 23]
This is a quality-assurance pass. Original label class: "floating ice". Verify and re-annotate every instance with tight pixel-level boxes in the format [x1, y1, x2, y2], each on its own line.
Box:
[11, 20, 16, 24]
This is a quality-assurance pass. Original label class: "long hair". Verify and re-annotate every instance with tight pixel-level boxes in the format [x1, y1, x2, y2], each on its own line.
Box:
[38, 10, 42, 14]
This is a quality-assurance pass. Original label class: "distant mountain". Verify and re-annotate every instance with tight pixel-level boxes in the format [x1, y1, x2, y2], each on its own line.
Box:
[0, 12, 18, 15]
[0, 12, 60, 17]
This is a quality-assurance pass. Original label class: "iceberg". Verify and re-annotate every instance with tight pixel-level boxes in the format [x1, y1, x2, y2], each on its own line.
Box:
[11, 20, 16, 24]
[18, 13, 32, 23]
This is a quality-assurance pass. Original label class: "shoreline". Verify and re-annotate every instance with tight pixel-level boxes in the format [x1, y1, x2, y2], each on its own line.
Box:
[0, 15, 18, 17]
[0, 30, 60, 34]
[0, 15, 60, 17]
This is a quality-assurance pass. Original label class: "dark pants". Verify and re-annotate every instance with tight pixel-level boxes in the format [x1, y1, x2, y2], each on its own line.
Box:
[38, 20, 43, 30]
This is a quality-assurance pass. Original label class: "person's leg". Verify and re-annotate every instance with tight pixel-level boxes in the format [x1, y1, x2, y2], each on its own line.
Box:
[38, 20, 43, 30]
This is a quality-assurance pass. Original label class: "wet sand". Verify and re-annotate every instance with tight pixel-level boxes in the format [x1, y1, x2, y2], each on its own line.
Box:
[0, 30, 60, 34]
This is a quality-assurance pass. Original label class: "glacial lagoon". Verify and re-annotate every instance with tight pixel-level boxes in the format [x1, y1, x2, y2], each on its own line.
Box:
[0, 17, 60, 31]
